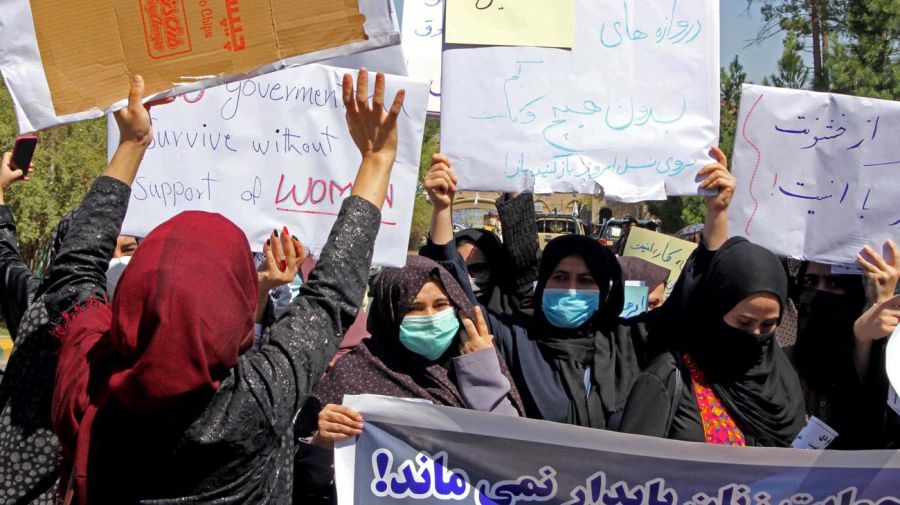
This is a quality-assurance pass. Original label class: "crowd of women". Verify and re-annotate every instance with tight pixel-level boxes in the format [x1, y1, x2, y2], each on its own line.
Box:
[0, 69, 897, 504]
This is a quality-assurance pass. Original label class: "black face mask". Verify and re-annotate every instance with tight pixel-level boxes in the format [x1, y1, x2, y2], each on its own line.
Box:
[692, 317, 773, 381]
[795, 288, 856, 383]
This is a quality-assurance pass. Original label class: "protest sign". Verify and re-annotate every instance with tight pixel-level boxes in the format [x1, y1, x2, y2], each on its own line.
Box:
[441, 0, 719, 201]
[620, 283, 649, 318]
[106, 64, 429, 267]
[0, 0, 400, 132]
[729, 84, 900, 265]
[623, 227, 696, 298]
[335, 394, 900, 505]
[401, 0, 444, 112]
[444, 0, 574, 49]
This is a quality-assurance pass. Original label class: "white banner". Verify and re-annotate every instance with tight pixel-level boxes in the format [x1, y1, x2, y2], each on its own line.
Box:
[402, 0, 444, 113]
[729, 84, 900, 265]
[336, 395, 900, 505]
[440, 0, 719, 201]
[107, 64, 429, 267]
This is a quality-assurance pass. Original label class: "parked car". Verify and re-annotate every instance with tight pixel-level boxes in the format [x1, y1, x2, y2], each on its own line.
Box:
[535, 214, 586, 249]
[595, 219, 659, 254]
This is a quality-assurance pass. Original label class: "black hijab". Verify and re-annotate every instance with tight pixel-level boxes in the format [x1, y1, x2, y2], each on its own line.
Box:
[454, 229, 513, 314]
[685, 237, 806, 447]
[532, 235, 635, 429]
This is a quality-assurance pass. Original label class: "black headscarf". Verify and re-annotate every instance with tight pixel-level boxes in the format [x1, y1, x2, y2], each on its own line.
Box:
[454, 229, 512, 313]
[531, 235, 636, 429]
[685, 237, 805, 447]
[793, 261, 867, 388]
[617, 256, 670, 293]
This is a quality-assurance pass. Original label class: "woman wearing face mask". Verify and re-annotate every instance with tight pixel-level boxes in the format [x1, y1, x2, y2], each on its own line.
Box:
[420, 148, 737, 428]
[619, 237, 806, 447]
[292, 256, 522, 503]
[790, 242, 900, 449]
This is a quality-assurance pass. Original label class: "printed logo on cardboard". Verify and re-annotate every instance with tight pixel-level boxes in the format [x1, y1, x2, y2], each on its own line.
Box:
[140, 0, 192, 59]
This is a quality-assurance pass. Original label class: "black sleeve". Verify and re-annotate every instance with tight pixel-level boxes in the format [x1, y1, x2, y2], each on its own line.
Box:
[496, 193, 540, 313]
[38, 176, 131, 308]
[242, 196, 381, 417]
[0, 206, 39, 341]
[618, 371, 672, 438]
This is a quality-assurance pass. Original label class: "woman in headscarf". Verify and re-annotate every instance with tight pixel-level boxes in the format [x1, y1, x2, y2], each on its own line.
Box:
[789, 242, 900, 449]
[619, 237, 807, 447]
[419, 148, 737, 429]
[43, 69, 405, 504]
[292, 256, 522, 504]
[617, 256, 671, 311]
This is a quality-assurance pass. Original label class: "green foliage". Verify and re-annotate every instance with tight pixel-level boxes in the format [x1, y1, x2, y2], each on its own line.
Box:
[764, 31, 810, 89]
[0, 77, 107, 267]
[408, 117, 440, 250]
[827, 0, 900, 100]
[719, 56, 750, 160]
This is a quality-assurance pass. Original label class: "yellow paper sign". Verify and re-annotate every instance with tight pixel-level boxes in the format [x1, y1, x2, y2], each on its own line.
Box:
[444, 0, 575, 48]
[623, 227, 698, 298]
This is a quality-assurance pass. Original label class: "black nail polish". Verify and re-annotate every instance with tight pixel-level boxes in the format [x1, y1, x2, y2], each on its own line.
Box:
[291, 235, 299, 241]
[273, 229, 279, 237]
[266, 239, 270, 246]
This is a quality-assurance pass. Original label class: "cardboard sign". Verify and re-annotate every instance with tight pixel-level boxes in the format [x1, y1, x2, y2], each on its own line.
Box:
[0, 0, 400, 132]
[620, 282, 649, 318]
[441, 0, 719, 201]
[444, 0, 575, 49]
[791, 416, 838, 450]
[106, 64, 430, 267]
[729, 84, 900, 264]
[623, 227, 697, 298]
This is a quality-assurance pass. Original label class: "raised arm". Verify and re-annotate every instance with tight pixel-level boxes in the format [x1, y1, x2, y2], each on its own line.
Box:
[495, 192, 540, 313]
[698, 147, 736, 251]
[253, 69, 406, 410]
[0, 152, 38, 340]
[37, 76, 171, 301]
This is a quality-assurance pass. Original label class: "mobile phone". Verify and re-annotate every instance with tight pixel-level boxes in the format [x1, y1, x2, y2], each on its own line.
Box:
[10, 136, 38, 172]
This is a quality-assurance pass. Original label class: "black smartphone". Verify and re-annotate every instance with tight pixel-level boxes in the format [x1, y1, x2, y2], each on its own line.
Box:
[10, 136, 38, 171]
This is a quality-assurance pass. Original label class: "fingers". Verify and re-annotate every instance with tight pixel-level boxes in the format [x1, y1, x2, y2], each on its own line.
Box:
[280, 226, 296, 265]
[373, 72, 385, 112]
[355, 68, 369, 113]
[884, 240, 898, 267]
[459, 310, 477, 342]
[856, 252, 880, 274]
[1, 152, 10, 170]
[342, 73, 357, 115]
[474, 306, 490, 337]
[859, 245, 889, 272]
[270, 228, 285, 272]
[292, 237, 307, 264]
[386, 88, 405, 127]
[263, 230, 277, 267]
[145, 96, 176, 110]
[128, 75, 145, 111]
[432, 152, 451, 167]
[709, 146, 728, 168]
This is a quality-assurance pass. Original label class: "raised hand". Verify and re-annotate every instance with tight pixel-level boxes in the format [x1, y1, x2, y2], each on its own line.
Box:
[313, 404, 364, 449]
[258, 227, 307, 292]
[343, 68, 405, 164]
[425, 153, 457, 210]
[854, 294, 900, 344]
[858, 240, 899, 304]
[459, 306, 494, 355]
[0, 151, 33, 205]
[698, 146, 736, 213]
[113, 74, 174, 147]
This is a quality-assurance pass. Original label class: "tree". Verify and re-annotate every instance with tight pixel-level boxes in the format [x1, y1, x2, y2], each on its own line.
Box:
[827, 0, 900, 100]
[0, 77, 107, 269]
[720, 56, 750, 160]
[407, 117, 440, 250]
[763, 31, 811, 89]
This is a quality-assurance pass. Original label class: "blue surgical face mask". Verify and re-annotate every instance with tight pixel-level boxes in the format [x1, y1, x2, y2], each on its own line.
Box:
[398, 307, 460, 360]
[541, 288, 601, 329]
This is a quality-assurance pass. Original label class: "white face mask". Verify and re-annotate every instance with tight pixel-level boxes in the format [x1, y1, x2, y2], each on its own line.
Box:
[106, 255, 132, 297]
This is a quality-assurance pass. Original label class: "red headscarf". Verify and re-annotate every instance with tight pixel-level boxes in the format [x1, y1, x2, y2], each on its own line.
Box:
[52, 211, 258, 504]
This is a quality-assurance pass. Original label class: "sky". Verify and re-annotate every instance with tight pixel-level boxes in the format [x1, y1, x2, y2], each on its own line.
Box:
[719, 1, 787, 82]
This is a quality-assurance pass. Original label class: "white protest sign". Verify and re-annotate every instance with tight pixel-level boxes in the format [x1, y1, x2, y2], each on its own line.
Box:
[401, 0, 443, 112]
[729, 84, 900, 265]
[440, 0, 719, 201]
[107, 64, 429, 267]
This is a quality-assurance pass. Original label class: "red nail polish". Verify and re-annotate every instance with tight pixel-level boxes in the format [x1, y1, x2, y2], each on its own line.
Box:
[282, 226, 289, 237]
[279, 260, 287, 271]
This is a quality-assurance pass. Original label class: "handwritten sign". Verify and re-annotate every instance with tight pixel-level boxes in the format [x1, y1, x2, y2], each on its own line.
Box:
[620, 283, 649, 318]
[623, 227, 697, 298]
[444, 0, 575, 49]
[441, 0, 719, 201]
[402, 0, 444, 112]
[107, 64, 429, 268]
[729, 84, 900, 265]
